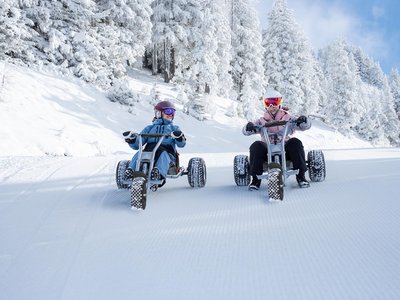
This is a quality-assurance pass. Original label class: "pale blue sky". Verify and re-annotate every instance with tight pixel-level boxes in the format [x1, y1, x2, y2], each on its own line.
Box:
[256, 0, 400, 74]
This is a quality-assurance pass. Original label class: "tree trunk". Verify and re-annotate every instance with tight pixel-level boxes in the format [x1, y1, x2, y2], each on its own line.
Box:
[205, 83, 210, 94]
[163, 40, 170, 83]
[152, 44, 158, 75]
[170, 48, 176, 79]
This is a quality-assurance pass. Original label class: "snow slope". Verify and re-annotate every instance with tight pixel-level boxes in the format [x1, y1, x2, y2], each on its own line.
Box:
[1, 63, 400, 299]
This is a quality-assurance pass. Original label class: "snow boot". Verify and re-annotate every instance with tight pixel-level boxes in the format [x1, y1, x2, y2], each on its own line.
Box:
[149, 167, 166, 191]
[296, 172, 310, 188]
[248, 176, 261, 190]
[150, 167, 161, 180]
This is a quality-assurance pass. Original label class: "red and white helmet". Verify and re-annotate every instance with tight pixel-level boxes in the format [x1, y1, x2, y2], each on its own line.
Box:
[154, 101, 176, 119]
[263, 88, 283, 108]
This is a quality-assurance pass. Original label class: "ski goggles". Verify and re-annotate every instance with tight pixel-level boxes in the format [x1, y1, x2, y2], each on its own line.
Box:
[163, 108, 176, 116]
[263, 97, 282, 108]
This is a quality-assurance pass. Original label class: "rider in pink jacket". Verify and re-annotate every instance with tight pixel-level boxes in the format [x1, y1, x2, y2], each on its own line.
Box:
[242, 89, 311, 190]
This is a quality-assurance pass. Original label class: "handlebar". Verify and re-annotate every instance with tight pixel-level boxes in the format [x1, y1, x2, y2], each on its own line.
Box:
[136, 133, 170, 138]
[262, 120, 288, 128]
[122, 131, 173, 139]
[254, 119, 297, 130]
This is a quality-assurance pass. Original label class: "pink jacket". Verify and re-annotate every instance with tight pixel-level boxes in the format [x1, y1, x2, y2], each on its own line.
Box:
[243, 109, 311, 143]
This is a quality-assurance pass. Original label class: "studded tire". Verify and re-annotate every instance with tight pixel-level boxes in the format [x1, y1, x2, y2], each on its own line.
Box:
[233, 155, 251, 186]
[130, 176, 147, 210]
[116, 160, 130, 189]
[267, 165, 284, 201]
[308, 150, 326, 182]
[187, 157, 206, 188]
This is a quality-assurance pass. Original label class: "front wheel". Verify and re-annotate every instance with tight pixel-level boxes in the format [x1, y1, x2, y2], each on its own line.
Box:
[307, 150, 326, 182]
[267, 164, 284, 201]
[187, 157, 207, 188]
[130, 176, 147, 210]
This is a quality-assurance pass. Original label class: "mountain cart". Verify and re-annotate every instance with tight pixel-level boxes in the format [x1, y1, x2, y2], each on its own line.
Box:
[234, 119, 326, 201]
[116, 132, 206, 210]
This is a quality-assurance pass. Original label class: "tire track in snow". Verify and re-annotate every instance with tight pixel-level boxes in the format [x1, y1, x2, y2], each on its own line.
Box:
[0, 158, 112, 299]
[0, 156, 69, 202]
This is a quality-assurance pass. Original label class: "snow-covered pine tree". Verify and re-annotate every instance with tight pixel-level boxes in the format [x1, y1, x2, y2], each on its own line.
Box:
[0, 0, 38, 64]
[3, 0, 152, 88]
[107, 79, 140, 106]
[336, 45, 383, 142]
[350, 45, 386, 89]
[319, 39, 362, 133]
[379, 79, 400, 144]
[95, 0, 152, 86]
[170, 0, 201, 86]
[262, 0, 318, 115]
[312, 56, 328, 120]
[186, 0, 219, 95]
[348, 44, 400, 144]
[230, 0, 264, 120]
[21, 0, 103, 82]
[356, 83, 386, 144]
[214, 0, 233, 98]
[150, 0, 189, 82]
[389, 68, 400, 120]
[172, 0, 221, 120]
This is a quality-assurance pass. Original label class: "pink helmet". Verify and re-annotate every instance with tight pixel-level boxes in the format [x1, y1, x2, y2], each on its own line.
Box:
[154, 101, 175, 111]
[154, 101, 176, 119]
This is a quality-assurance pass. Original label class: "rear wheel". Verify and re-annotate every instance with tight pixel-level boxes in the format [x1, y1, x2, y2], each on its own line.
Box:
[116, 160, 130, 189]
[187, 157, 207, 188]
[308, 150, 326, 182]
[233, 155, 251, 186]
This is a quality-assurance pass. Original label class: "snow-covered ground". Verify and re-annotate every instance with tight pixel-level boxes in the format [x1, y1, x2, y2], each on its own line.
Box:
[1, 63, 400, 299]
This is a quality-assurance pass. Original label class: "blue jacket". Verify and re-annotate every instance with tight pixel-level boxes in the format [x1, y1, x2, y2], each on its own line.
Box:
[128, 118, 186, 153]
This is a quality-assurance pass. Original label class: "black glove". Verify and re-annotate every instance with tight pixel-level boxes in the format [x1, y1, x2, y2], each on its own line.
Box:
[172, 130, 185, 142]
[296, 116, 307, 125]
[245, 122, 255, 132]
[123, 131, 136, 144]
[172, 130, 183, 138]
[125, 137, 136, 144]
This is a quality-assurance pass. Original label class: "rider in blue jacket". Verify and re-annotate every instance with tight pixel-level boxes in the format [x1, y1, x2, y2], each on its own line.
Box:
[125, 101, 186, 183]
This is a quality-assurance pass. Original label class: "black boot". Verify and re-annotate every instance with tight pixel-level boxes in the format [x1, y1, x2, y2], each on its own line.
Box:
[150, 167, 161, 181]
[296, 171, 310, 188]
[249, 176, 261, 190]
[150, 167, 166, 187]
